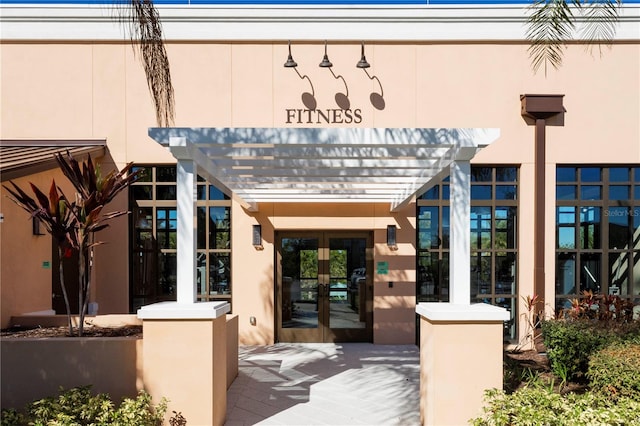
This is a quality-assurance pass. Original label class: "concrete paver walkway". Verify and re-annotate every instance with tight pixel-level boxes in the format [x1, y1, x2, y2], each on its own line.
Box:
[226, 343, 420, 426]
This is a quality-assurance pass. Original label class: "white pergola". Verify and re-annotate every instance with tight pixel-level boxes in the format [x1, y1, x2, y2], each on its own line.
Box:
[147, 127, 499, 307]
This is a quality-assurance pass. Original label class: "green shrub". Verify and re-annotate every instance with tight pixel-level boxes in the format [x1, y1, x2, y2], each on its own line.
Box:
[541, 319, 640, 382]
[1, 386, 169, 426]
[471, 387, 640, 425]
[588, 343, 640, 401]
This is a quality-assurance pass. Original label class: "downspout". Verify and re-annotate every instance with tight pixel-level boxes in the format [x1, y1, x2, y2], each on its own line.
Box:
[520, 94, 565, 334]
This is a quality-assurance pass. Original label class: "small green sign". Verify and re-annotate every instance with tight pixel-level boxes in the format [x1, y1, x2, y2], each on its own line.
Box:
[376, 261, 389, 275]
[42, 261, 51, 269]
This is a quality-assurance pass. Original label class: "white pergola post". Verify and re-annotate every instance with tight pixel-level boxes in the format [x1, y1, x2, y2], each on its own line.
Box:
[449, 160, 471, 305]
[175, 140, 198, 304]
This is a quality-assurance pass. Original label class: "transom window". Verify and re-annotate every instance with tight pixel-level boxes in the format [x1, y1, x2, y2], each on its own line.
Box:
[417, 166, 518, 340]
[555, 166, 640, 312]
[129, 165, 232, 312]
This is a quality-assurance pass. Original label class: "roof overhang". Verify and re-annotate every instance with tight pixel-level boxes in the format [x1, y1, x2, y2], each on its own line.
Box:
[0, 139, 106, 182]
[148, 127, 499, 212]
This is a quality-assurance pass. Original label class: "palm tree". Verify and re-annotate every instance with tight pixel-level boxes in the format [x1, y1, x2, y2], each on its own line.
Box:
[527, 0, 622, 74]
[120, 0, 174, 127]
[3, 152, 143, 336]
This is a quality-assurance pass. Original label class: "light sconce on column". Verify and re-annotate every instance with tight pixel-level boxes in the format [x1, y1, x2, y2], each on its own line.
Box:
[32, 217, 44, 236]
[357, 41, 385, 110]
[284, 40, 317, 110]
[252, 224, 263, 250]
[387, 225, 398, 250]
[319, 41, 351, 110]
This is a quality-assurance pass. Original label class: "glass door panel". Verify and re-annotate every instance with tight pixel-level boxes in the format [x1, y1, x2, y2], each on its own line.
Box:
[277, 232, 372, 343]
[328, 237, 367, 330]
[280, 236, 320, 338]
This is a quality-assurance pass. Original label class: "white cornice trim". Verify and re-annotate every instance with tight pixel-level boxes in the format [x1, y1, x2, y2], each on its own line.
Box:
[1, 4, 639, 41]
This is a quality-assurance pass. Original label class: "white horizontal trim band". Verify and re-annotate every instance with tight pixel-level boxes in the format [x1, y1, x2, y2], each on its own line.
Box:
[2, 4, 639, 41]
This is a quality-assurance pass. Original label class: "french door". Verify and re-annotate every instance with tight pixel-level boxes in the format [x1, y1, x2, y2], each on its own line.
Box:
[276, 231, 373, 343]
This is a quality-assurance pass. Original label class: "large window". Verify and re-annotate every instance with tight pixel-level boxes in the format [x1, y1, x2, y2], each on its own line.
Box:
[555, 166, 640, 312]
[417, 166, 518, 340]
[130, 165, 232, 312]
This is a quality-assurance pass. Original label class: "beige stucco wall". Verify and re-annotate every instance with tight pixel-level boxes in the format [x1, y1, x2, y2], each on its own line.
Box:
[2, 40, 638, 342]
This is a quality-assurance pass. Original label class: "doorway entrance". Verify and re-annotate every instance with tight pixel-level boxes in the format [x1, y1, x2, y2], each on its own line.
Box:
[276, 231, 373, 343]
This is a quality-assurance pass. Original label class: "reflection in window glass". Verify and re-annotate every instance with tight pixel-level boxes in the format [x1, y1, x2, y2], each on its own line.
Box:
[418, 207, 439, 249]
[556, 185, 576, 200]
[156, 185, 176, 200]
[496, 167, 517, 182]
[209, 186, 229, 200]
[420, 186, 439, 200]
[557, 207, 576, 249]
[609, 185, 629, 200]
[495, 253, 516, 294]
[581, 185, 601, 200]
[608, 207, 630, 250]
[471, 167, 493, 182]
[580, 207, 601, 249]
[130, 165, 232, 311]
[471, 185, 492, 200]
[156, 166, 177, 182]
[610, 167, 630, 182]
[581, 167, 601, 182]
[557, 167, 576, 182]
[209, 207, 230, 249]
[496, 185, 517, 200]
[471, 253, 491, 296]
[132, 185, 152, 200]
[417, 166, 518, 341]
[556, 253, 576, 295]
[471, 207, 492, 250]
[609, 252, 628, 296]
[442, 185, 450, 200]
[442, 206, 450, 249]
[635, 168, 640, 182]
[580, 253, 601, 293]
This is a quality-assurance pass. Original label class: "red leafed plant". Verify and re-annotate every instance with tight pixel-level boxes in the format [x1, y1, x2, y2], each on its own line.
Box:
[3, 152, 143, 336]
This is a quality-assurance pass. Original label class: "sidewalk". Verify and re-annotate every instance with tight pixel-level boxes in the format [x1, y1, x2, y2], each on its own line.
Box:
[226, 343, 420, 426]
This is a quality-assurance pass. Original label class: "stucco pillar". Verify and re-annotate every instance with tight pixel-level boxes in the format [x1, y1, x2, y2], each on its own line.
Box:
[449, 160, 471, 304]
[138, 301, 230, 426]
[174, 146, 198, 304]
[416, 303, 509, 426]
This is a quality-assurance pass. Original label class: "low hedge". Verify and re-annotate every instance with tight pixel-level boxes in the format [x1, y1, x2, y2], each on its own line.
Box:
[0, 386, 178, 426]
[587, 343, 640, 401]
[541, 319, 640, 382]
[471, 387, 640, 426]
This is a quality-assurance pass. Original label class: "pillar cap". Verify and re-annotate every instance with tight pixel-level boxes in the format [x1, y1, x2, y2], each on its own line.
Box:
[137, 301, 230, 320]
[416, 302, 510, 322]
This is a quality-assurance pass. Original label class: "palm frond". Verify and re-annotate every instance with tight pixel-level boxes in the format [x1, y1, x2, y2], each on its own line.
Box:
[118, 0, 175, 127]
[526, 0, 577, 73]
[579, 0, 621, 53]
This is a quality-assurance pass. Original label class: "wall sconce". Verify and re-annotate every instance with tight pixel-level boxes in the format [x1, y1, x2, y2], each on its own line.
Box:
[252, 224, 263, 250]
[32, 217, 44, 236]
[387, 225, 397, 250]
[319, 41, 351, 110]
[357, 41, 385, 110]
[284, 40, 317, 110]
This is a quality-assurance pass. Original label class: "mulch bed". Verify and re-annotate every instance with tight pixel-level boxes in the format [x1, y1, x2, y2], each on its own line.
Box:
[0, 325, 142, 339]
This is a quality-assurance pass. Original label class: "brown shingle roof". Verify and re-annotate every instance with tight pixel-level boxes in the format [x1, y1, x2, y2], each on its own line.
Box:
[0, 140, 106, 181]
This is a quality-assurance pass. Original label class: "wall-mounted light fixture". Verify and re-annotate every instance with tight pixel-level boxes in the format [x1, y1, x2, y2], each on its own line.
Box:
[387, 225, 397, 250]
[252, 224, 263, 250]
[319, 41, 351, 110]
[32, 217, 44, 236]
[284, 41, 317, 110]
[357, 41, 385, 110]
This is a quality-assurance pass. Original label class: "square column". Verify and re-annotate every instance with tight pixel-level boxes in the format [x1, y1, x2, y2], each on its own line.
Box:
[449, 160, 471, 305]
[416, 303, 509, 426]
[173, 139, 198, 304]
[138, 302, 230, 426]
